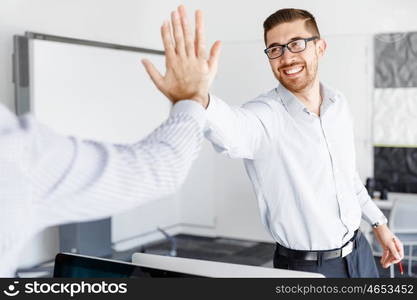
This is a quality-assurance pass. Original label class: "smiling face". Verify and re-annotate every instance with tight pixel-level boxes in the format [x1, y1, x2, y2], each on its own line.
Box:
[265, 19, 326, 94]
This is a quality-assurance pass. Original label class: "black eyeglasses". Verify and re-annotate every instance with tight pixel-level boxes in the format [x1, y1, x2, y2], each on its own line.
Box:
[264, 36, 319, 59]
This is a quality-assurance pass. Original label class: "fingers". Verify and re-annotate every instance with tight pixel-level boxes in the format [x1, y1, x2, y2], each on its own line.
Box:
[195, 9, 206, 58]
[381, 238, 403, 268]
[380, 248, 390, 267]
[141, 59, 164, 91]
[388, 239, 401, 261]
[171, 11, 186, 57]
[178, 5, 194, 57]
[208, 40, 222, 70]
[383, 254, 395, 268]
[161, 21, 175, 61]
[384, 254, 400, 268]
[394, 237, 404, 259]
[382, 252, 396, 268]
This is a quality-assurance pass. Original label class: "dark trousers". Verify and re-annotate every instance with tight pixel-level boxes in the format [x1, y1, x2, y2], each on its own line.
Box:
[273, 231, 379, 278]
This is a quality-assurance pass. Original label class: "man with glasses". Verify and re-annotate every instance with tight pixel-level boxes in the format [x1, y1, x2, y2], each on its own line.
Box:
[146, 7, 404, 277]
[264, 36, 319, 60]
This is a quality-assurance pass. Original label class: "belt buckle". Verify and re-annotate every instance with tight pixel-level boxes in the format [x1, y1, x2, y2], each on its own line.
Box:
[341, 241, 353, 257]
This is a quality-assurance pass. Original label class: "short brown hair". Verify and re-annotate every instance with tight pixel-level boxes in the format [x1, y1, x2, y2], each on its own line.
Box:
[263, 8, 320, 44]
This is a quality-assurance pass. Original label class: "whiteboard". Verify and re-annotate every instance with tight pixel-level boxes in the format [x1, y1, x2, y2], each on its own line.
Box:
[30, 39, 170, 143]
[25, 35, 180, 246]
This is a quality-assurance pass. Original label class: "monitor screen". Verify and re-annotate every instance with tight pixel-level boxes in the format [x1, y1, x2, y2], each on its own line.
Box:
[53, 253, 203, 278]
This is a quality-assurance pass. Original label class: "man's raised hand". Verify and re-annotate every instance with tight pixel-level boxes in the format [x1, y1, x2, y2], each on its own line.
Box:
[142, 5, 221, 108]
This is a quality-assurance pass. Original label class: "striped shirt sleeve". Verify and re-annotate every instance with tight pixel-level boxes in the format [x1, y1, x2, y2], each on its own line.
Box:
[19, 100, 207, 229]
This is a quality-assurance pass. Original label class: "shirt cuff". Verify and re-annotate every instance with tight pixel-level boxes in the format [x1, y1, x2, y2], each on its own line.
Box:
[206, 93, 218, 117]
[170, 100, 207, 130]
[205, 94, 224, 132]
[361, 199, 386, 225]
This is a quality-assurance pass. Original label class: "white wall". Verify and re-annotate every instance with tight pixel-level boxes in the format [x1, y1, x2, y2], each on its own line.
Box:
[2, 0, 417, 110]
[1, 0, 417, 269]
[319, 34, 375, 179]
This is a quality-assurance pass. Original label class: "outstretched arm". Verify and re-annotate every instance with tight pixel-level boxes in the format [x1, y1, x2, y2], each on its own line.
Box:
[205, 95, 274, 159]
[0, 100, 205, 277]
[27, 101, 206, 228]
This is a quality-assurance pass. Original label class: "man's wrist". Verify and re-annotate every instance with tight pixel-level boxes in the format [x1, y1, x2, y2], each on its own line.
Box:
[372, 223, 388, 232]
[371, 216, 388, 229]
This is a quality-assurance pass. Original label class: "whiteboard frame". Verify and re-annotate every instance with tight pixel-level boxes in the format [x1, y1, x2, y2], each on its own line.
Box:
[13, 31, 164, 116]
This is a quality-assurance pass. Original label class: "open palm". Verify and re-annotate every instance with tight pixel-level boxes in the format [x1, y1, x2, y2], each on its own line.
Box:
[142, 5, 221, 108]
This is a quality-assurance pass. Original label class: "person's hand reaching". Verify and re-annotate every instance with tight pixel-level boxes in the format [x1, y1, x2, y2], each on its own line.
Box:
[142, 5, 221, 108]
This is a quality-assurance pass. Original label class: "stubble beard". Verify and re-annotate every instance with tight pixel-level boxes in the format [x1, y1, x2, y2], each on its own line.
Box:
[275, 59, 318, 94]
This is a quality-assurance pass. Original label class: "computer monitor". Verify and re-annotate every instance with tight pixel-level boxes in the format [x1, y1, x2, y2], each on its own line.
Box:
[132, 253, 325, 278]
[53, 253, 203, 278]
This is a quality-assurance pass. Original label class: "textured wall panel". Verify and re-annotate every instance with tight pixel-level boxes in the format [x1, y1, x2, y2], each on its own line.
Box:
[374, 147, 417, 193]
[374, 32, 417, 88]
[373, 88, 417, 146]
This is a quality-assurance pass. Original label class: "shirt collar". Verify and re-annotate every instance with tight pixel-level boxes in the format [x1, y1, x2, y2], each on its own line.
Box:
[276, 82, 338, 118]
[320, 82, 338, 104]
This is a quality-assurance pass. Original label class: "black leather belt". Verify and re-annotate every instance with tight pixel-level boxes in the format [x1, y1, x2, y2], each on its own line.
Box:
[276, 230, 360, 261]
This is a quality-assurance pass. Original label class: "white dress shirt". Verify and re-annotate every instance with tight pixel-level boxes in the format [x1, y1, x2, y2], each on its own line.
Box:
[0, 100, 205, 277]
[205, 82, 384, 251]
